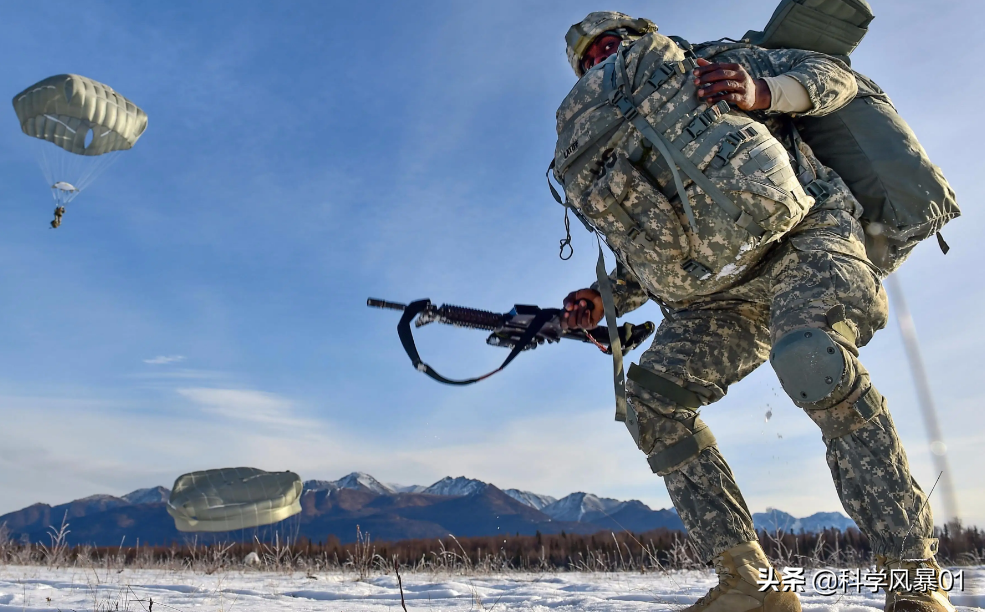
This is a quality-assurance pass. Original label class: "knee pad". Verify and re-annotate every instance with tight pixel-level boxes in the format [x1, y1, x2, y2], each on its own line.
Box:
[770, 327, 845, 403]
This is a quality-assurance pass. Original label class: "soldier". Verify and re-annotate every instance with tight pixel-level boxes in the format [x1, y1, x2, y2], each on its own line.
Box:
[50, 206, 65, 229]
[556, 12, 952, 612]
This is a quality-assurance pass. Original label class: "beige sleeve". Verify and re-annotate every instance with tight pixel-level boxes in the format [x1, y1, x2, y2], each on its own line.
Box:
[763, 74, 813, 114]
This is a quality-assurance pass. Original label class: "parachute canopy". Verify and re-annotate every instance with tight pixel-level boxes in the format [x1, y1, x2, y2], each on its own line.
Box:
[12, 74, 147, 156]
[166, 467, 303, 533]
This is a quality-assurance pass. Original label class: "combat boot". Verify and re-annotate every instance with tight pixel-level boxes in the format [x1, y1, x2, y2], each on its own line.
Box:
[877, 555, 956, 612]
[684, 541, 801, 612]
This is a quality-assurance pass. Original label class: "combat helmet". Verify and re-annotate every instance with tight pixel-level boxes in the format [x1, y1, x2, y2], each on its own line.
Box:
[565, 12, 657, 77]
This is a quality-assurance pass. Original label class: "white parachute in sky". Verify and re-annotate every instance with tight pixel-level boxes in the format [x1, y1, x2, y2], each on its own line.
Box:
[166, 467, 303, 532]
[11, 74, 148, 210]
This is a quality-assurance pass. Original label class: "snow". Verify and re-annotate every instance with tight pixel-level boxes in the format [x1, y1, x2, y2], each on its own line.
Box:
[122, 487, 170, 505]
[302, 473, 396, 495]
[0, 565, 981, 611]
[423, 477, 488, 497]
[542, 493, 624, 522]
[503, 489, 558, 511]
[389, 484, 428, 494]
[303, 479, 339, 493]
[333, 473, 396, 495]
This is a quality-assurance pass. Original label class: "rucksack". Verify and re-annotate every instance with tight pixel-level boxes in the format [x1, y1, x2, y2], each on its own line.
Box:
[552, 32, 816, 306]
[551, 32, 822, 426]
[742, 0, 874, 59]
[739, 0, 960, 274]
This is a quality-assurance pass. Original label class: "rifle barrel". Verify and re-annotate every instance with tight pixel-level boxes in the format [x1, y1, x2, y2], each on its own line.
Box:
[367, 298, 407, 311]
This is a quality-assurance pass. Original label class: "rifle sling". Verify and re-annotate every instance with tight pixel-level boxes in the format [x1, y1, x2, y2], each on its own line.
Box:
[397, 299, 558, 386]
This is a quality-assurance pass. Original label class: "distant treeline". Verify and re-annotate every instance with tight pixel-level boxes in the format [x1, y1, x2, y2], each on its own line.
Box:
[2, 521, 982, 573]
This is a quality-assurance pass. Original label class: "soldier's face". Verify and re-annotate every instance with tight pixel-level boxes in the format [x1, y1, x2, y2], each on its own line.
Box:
[580, 34, 623, 75]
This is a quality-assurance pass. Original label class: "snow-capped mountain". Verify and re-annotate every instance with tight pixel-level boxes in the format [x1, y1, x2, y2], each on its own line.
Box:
[422, 476, 488, 496]
[542, 493, 624, 522]
[388, 483, 427, 493]
[66, 494, 130, 515]
[302, 472, 395, 495]
[302, 479, 339, 493]
[753, 508, 857, 533]
[0, 470, 859, 547]
[334, 472, 395, 494]
[122, 487, 170, 505]
[503, 489, 557, 511]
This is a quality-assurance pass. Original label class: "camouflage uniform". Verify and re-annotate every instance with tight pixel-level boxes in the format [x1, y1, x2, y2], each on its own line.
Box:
[584, 43, 936, 563]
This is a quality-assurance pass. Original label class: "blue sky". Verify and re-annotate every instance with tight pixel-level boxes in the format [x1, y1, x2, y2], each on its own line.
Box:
[1, 1, 982, 529]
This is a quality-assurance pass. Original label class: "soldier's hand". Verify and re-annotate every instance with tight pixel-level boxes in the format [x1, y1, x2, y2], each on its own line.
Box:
[561, 288, 605, 331]
[693, 58, 771, 111]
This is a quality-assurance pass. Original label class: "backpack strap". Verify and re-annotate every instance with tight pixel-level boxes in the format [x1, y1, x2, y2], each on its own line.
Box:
[668, 36, 698, 61]
[786, 119, 833, 207]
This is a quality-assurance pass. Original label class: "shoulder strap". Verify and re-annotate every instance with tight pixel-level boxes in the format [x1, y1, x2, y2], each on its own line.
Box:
[668, 36, 697, 60]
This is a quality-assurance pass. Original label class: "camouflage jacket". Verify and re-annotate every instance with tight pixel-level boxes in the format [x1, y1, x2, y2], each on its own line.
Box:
[585, 40, 862, 314]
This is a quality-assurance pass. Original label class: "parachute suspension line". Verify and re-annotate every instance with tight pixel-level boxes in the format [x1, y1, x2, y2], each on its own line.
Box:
[35, 141, 55, 193]
[32, 138, 122, 207]
[75, 151, 122, 192]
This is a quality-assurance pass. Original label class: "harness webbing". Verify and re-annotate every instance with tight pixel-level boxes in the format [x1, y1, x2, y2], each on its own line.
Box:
[595, 246, 629, 424]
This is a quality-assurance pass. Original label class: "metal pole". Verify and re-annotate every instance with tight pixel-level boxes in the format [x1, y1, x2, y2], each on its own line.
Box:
[885, 274, 960, 526]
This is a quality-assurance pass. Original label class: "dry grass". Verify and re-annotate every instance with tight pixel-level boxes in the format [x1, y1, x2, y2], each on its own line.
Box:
[0, 519, 981, 579]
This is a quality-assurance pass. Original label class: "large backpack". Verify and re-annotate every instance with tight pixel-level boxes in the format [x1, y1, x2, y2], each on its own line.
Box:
[740, 0, 960, 274]
[553, 32, 816, 306]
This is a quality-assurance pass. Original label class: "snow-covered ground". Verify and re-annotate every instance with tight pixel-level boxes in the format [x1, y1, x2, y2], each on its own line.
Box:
[0, 565, 981, 611]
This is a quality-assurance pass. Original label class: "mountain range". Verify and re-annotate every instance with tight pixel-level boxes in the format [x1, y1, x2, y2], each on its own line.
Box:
[0, 472, 855, 547]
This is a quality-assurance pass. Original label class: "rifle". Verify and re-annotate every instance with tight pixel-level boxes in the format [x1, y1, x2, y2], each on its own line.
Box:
[368, 298, 655, 385]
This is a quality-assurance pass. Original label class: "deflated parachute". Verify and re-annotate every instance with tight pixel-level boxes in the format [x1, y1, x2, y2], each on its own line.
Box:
[166, 467, 303, 533]
[11, 74, 147, 217]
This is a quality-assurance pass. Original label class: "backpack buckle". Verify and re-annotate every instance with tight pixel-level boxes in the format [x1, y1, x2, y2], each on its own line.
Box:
[684, 114, 713, 141]
[805, 179, 831, 203]
[627, 225, 653, 247]
[711, 126, 755, 169]
[681, 259, 713, 281]
[647, 64, 677, 90]
[608, 90, 639, 120]
[684, 102, 731, 142]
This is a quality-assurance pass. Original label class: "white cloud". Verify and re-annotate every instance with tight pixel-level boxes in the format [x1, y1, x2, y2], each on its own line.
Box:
[130, 368, 224, 381]
[143, 355, 186, 365]
[175, 387, 312, 428]
[0, 387, 982, 529]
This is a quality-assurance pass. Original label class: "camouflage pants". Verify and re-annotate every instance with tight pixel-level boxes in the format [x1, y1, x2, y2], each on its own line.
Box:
[627, 207, 937, 562]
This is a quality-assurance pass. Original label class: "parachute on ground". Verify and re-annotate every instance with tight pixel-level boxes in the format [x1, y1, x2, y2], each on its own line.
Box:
[166, 467, 303, 533]
[12, 74, 147, 210]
